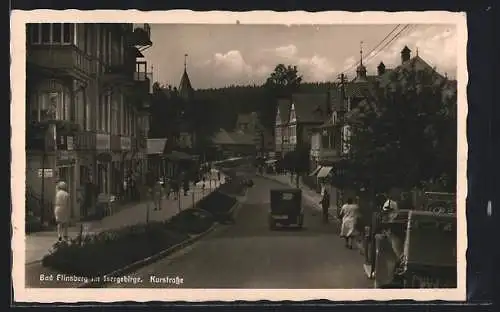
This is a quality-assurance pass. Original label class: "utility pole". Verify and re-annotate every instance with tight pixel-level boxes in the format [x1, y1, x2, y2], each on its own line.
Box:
[336, 73, 348, 207]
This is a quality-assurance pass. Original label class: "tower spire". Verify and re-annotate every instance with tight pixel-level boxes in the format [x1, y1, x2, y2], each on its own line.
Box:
[360, 41, 364, 66]
[184, 53, 188, 71]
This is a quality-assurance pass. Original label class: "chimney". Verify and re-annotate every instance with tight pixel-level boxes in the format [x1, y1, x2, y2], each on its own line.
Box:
[377, 62, 386, 76]
[401, 45, 411, 64]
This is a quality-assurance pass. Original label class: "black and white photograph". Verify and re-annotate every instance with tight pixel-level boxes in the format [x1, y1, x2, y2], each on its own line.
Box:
[12, 10, 467, 302]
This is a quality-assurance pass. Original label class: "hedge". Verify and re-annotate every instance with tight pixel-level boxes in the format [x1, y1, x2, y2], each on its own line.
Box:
[198, 191, 238, 222]
[41, 180, 244, 277]
[42, 222, 190, 277]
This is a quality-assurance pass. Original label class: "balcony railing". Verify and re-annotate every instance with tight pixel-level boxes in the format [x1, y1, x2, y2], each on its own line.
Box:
[27, 45, 95, 78]
[133, 71, 152, 82]
[74, 131, 97, 151]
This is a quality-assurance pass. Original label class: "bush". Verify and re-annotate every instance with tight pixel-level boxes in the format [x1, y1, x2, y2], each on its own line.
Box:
[41, 180, 243, 277]
[198, 190, 237, 222]
[166, 208, 215, 235]
[42, 222, 190, 277]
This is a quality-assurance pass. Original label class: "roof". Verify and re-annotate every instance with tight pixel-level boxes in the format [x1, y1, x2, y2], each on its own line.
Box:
[164, 150, 197, 161]
[212, 129, 255, 146]
[291, 93, 330, 123]
[346, 55, 446, 98]
[147, 138, 167, 155]
[179, 69, 194, 99]
[277, 98, 291, 124]
[236, 112, 258, 125]
[378, 55, 445, 88]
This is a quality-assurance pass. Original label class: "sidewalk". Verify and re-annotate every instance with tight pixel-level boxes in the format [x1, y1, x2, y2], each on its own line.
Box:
[261, 173, 365, 251]
[25, 176, 226, 264]
[260, 173, 335, 217]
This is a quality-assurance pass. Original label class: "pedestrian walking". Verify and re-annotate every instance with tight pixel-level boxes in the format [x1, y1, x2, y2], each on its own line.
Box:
[183, 178, 189, 196]
[164, 177, 171, 199]
[340, 197, 360, 249]
[320, 188, 330, 223]
[54, 181, 71, 242]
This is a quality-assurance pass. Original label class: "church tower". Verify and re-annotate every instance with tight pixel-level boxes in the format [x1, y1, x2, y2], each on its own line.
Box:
[179, 53, 194, 101]
[355, 41, 367, 81]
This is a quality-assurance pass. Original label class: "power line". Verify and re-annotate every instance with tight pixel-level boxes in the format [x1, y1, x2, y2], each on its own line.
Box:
[337, 24, 414, 79]
[359, 24, 415, 68]
[341, 24, 403, 74]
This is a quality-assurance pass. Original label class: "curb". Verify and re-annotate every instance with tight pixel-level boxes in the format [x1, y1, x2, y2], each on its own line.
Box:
[77, 199, 242, 288]
[257, 174, 336, 220]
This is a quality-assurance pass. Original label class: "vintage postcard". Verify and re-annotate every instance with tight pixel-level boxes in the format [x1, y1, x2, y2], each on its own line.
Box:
[11, 10, 467, 303]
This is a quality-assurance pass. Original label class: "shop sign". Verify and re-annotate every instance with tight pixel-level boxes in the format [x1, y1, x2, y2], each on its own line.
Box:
[67, 136, 74, 151]
[57, 151, 76, 166]
[38, 168, 53, 178]
[96, 133, 110, 150]
[120, 136, 131, 151]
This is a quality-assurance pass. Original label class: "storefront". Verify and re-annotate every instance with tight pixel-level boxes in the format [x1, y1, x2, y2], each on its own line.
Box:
[95, 133, 111, 197]
[56, 150, 77, 219]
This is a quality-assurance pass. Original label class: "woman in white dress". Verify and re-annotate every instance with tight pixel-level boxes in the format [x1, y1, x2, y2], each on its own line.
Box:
[340, 197, 360, 249]
[54, 181, 71, 242]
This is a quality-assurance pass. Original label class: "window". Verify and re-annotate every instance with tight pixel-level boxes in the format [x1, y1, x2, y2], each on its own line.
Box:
[112, 96, 119, 135]
[63, 23, 72, 43]
[41, 24, 50, 43]
[28, 24, 40, 43]
[72, 92, 78, 123]
[105, 93, 111, 133]
[30, 23, 74, 45]
[107, 30, 112, 65]
[52, 24, 61, 43]
[119, 35, 124, 64]
[29, 89, 70, 122]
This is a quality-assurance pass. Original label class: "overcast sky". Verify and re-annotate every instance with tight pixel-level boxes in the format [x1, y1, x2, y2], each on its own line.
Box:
[143, 23, 457, 90]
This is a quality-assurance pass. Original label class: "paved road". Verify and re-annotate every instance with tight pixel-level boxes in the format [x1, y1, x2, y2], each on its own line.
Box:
[106, 176, 372, 289]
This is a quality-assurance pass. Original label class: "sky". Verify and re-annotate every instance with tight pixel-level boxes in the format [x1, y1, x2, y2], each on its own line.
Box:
[143, 23, 457, 90]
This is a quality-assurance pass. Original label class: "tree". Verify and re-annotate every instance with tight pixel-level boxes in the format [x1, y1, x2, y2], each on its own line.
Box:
[264, 64, 303, 97]
[343, 65, 457, 193]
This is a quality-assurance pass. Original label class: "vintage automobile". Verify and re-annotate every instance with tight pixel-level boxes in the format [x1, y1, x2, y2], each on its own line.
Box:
[269, 188, 304, 230]
[363, 192, 457, 288]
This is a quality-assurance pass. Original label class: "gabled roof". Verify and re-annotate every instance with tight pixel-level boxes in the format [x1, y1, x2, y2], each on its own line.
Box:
[237, 112, 257, 125]
[346, 55, 447, 99]
[378, 55, 446, 88]
[277, 98, 291, 124]
[291, 93, 330, 123]
[179, 69, 194, 99]
[212, 129, 255, 146]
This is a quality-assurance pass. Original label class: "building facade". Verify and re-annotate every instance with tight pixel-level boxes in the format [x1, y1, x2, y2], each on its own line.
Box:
[274, 93, 330, 157]
[26, 23, 153, 223]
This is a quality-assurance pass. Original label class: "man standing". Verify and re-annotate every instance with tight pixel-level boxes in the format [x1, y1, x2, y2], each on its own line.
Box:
[320, 188, 330, 223]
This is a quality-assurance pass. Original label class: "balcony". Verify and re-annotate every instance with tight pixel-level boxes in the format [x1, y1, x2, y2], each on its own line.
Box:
[130, 24, 152, 49]
[27, 45, 95, 83]
[318, 147, 342, 165]
[74, 131, 96, 151]
[99, 63, 135, 88]
[110, 135, 121, 152]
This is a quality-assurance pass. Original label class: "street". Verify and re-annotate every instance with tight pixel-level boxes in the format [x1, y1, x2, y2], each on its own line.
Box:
[106, 176, 372, 289]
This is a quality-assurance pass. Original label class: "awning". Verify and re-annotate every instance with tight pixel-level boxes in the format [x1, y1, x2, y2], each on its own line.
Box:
[163, 150, 196, 161]
[265, 159, 277, 164]
[309, 166, 322, 176]
[317, 166, 333, 178]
